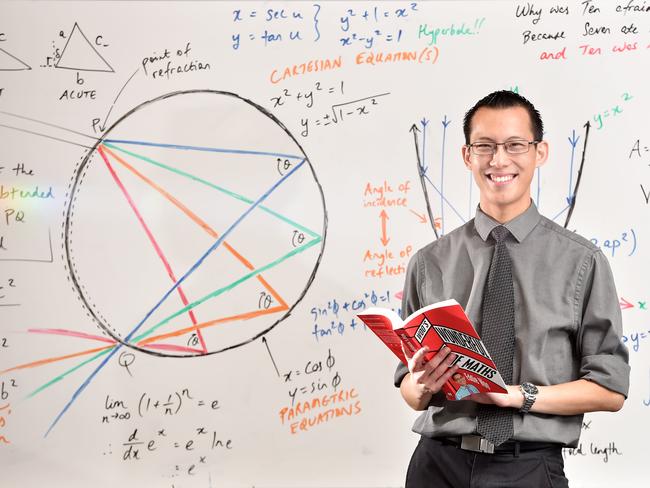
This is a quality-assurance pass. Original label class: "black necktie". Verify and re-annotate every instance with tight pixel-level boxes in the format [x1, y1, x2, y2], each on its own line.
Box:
[476, 225, 515, 446]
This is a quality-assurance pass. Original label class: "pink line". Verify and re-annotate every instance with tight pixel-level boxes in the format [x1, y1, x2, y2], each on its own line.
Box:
[141, 343, 206, 354]
[97, 146, 206, 351]
[27, 328, 116, 344]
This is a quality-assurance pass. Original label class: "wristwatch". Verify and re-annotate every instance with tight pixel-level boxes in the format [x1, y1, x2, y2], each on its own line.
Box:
[519, 382, 538, 413]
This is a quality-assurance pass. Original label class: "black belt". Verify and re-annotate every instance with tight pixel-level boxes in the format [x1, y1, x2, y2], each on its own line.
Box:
[438, 435, 561, 456]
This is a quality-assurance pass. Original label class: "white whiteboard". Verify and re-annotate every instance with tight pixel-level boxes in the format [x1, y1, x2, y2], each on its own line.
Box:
[0, 1, 648, 487]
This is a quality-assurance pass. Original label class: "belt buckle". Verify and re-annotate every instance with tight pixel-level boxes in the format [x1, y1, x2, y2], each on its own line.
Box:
[460, 435, 495, 454]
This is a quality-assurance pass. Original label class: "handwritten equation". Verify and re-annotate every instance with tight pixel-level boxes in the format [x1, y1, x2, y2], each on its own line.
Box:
[282, 348, 340, 406]
[310, 289, 396, 341]
[102, 388, 220, 423]
[589, 228, 637, 257]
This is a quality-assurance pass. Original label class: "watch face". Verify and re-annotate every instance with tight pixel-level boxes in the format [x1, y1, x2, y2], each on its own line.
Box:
[522, 382, 538, 395]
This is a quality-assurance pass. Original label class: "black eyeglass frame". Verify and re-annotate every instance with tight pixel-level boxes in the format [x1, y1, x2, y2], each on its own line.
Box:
[466, 140, 540, 156]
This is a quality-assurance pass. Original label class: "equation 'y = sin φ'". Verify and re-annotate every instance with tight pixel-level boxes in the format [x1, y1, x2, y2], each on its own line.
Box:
[330, 93, 391, 123]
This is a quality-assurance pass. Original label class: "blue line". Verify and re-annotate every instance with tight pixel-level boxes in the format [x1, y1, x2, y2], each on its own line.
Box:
[551, 204, 570, 222]
[421, 123, 427, 175]
[568, 135, 576, 198]
[104, 139, 304, 160]
[440, 121, 448, 235]
[424, 174, 466, 223]
[45, 159, 307, 436]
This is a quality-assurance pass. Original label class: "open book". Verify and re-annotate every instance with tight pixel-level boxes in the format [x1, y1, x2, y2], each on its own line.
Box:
[357, 299, 507, 401]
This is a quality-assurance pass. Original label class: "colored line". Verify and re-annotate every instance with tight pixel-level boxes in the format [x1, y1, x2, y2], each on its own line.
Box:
[137, 305, 288, 347]
[104, 142, 320, 239]
[30, 348, 113, 402]
[27, 328, 116, 344]
[133, 235, 320, 344]
[141, 344, 206, 354]
[421, 121, 427, 176]
[45, 158, 307, 435]
[423, 174, 466, 223]
[568, 132, 576, 198]
[1, 345, 113, 376]
[97, 146, 207, 353]
[103, 139, 303, 160]
[101, 145, 289, 317]
[552, 204, 570, 222]
[441, 120, 448, 235]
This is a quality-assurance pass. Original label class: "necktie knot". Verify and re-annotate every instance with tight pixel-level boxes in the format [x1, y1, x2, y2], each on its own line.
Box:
[491, 225, 510, 243]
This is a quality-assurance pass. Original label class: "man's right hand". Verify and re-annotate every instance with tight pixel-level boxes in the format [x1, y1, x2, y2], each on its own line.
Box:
[399, 345, 459, 410]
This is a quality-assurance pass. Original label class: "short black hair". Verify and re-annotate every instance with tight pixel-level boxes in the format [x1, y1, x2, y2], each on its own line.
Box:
[463, 90, 543, 144]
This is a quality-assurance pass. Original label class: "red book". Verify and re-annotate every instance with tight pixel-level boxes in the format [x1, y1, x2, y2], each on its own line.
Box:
[357, 299, 507, 401]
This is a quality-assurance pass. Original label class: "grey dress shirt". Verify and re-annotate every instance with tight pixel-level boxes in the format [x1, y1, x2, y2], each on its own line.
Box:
[395, 202, 630, 447]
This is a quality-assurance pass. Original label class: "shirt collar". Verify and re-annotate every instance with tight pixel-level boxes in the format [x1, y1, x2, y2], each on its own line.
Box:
[474, 201, 541, 243]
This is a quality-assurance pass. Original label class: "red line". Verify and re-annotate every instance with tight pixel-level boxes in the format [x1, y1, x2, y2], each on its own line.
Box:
[101, 144, 291, 350]
[97, 145, 207, 353]
[28, 328, 116, 344]
[141, 343, 206, 354]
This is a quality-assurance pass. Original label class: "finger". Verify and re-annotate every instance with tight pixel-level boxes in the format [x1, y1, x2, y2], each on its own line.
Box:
[408, 346, 430, 371]
[401, 342, 417, 361]
[421, 346, 454, 374]
[426, 351, 458, 381]
[427, 363, 460, 392]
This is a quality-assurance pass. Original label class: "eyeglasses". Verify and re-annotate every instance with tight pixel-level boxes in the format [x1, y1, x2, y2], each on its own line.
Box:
[467, 140, 539, 156]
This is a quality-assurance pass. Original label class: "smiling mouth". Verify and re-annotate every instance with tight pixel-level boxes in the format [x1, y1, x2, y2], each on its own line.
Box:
[488, 174, 517, 184]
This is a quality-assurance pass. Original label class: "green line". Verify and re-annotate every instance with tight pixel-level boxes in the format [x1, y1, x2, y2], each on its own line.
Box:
[26, 348, 114, 399]
[25, 237, 322, 401]
[133, 236, 322, 343]
[103, 142, 321, 239]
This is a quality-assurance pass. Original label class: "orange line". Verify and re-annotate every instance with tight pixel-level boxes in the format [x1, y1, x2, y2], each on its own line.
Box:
[256, 274, 289, 309]
[0, 345, 114, 376]
[101, 144, 290, 342]
[137, 304, 288, 346]
[99, 145, 208, 354]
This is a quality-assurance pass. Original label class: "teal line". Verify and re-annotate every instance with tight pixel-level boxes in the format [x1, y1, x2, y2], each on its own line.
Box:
[103, 142, 320, 239]
[133, 236, 322, 343]
[27, 236, 321, 400]
[26, 348, 113, 399]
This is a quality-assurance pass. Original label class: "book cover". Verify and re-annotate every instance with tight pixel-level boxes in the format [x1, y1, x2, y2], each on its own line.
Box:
[357, 299, 507, 401]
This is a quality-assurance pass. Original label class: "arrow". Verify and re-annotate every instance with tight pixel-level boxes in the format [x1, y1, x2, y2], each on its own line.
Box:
[420, 118, 429, 174]
[440, 115, 451, 235]
[98, 68, 139, 132]
[564, 121, 590, 228]
[380, 209, 390, 246]
[566, 129, 580, 205]
[262, 336, 280, 377]
[409, 208, 427, 224]
[410, 123, 438, 239]
[619, 297, 634, 310]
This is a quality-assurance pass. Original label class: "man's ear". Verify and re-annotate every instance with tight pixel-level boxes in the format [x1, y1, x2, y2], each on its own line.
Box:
[462, 145, 472, 170]
[535, 141, 549, 168]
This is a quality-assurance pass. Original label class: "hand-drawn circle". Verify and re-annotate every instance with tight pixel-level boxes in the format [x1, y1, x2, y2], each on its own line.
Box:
[64, 90, 327, 357]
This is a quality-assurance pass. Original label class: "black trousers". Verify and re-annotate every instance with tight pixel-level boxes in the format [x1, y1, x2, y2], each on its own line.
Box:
[406, 436, 569, 488]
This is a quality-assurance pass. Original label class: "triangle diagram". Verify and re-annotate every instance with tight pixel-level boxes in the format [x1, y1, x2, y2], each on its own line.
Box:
[55, 22, 114, 72]
[0, 47, 31, 71]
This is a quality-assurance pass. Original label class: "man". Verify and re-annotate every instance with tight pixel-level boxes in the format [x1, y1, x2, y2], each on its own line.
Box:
[395, 90, 630, 487]
[452, 373, 480, 400]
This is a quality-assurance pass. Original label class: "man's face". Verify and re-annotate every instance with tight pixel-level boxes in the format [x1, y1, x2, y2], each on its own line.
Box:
[453, 373, 466, 385]
[462, 106, 548, 222]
